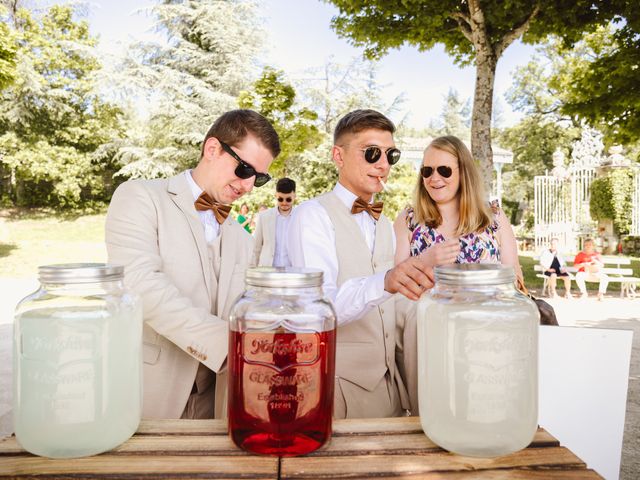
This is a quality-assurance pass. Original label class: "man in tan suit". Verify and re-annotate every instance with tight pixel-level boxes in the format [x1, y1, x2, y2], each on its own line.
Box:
[252, 177, 296, 267]
[287, 110, 434, 418]
[105, 110, 280, 419]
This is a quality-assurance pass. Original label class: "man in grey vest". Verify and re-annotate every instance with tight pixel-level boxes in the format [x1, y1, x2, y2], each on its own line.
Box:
[287, 109, 434, 418]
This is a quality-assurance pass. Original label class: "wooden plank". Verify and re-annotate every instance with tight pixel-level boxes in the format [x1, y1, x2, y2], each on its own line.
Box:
[312, 430, 558, 456]
[324, 470, 602, 480]
[0, 455, 278, 478]
[280, 447, 587, 479]
[1, 434, 240, 456]
[136, 419, 227, 436]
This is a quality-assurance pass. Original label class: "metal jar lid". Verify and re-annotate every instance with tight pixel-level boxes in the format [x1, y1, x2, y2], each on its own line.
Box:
[245, 267, 323, 288]
[38, 263, 124, 284]
[435, 263, 515, 285]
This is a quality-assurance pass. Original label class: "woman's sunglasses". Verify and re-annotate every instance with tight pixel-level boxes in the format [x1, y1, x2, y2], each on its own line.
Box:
[218, 139, 271, 187]
[361, 146, 402, 165]
[277, 197, 292, 203]
[420, 165, 456, 179]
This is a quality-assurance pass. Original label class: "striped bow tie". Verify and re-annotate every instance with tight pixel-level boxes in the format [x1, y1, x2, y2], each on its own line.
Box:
[351, 197, 383, 221]
[194, 192, 232, 224]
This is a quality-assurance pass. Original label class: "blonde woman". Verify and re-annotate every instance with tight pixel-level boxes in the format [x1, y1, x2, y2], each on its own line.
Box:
[393, 135, 521, 415]
[393, 135, 520, 274]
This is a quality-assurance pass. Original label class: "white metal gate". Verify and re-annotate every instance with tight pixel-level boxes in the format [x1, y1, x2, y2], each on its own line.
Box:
[534, 167, 596, 252]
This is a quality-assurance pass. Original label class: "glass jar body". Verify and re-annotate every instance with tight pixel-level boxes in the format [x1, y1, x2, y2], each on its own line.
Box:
[228, 281, 336, 457]
[13, 277, 142, 458]
[417, 281, 539, 457]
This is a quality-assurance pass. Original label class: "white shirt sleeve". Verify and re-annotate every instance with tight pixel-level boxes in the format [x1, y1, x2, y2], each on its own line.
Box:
[287, 199, 391, 326]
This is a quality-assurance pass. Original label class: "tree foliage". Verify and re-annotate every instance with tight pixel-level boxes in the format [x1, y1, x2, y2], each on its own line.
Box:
[0, 4, 124, 207]
[112, 0, 263, 179]
[0, 5, 17, 90]
[239, 67, 322, 176]
[589, 169, 635, 234]
[324, 0, 626, 193]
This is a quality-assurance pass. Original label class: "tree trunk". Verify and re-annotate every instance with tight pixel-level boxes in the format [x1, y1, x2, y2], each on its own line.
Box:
[471, 49, 497, 197]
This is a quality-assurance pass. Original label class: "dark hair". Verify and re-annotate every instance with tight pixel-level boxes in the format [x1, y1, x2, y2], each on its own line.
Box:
[200, 109, 280, 158]
[333, 109, 395, 144]
[276, 177, 296, 193]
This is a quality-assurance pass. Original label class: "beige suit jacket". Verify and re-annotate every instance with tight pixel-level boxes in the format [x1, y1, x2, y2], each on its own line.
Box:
[251, 207, 278, 266]
[105, 173, 253, 419]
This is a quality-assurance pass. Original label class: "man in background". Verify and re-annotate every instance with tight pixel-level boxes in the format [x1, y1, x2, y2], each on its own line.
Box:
[252, 177, 296, 267]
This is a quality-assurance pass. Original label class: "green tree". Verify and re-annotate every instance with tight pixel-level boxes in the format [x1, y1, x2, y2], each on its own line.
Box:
[238, 67, 322, 176]
[112, 0, 263, 178]
[324, 0, 624, 192]
[496, 115, 579, 205]
[0, 5, 17, 90]
[0, 4, 124, 207]
[439, 88, 470, 139]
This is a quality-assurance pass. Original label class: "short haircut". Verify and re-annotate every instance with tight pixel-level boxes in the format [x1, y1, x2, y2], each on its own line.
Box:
[333, 109, 395, 145]
[200, 109, 280, 158]
[276, 177, 296, 193]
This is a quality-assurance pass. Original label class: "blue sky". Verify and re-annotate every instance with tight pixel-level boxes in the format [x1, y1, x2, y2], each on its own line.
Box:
[83, 0, 536, 129]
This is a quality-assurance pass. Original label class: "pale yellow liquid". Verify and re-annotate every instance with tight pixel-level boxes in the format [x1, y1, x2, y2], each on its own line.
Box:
[14, 306, 142, 458]
[417, 296, 538, 457]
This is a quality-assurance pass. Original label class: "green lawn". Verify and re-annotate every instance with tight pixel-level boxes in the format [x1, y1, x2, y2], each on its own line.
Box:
[0, 209, 107, 278]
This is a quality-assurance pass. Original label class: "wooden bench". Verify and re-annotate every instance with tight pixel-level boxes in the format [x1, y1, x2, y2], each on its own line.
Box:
[534, 255, 639, 299]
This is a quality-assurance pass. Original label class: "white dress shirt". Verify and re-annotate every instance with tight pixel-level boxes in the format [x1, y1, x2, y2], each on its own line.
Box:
[273, 209, 292, 267]
[185, 170, 220, 243]
[287, 182, 394, 326]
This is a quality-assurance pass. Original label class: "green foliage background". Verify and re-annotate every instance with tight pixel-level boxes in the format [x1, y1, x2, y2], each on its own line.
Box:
[589, 169, 635, 234]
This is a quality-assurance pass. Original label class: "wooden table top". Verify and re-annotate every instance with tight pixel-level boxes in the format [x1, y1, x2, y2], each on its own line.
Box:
[0, 417, 602, 479]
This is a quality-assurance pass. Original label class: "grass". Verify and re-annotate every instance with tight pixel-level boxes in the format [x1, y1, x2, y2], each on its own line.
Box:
[0, 209, 107, 278]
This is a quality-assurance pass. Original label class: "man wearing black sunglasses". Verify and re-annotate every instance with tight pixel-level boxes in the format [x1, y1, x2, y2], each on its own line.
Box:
[106, 110, 279, 420]
[252, 177, 297, 267]
[287, 109, 434, 420]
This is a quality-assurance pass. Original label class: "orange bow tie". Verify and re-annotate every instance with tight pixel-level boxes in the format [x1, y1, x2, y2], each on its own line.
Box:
[351, 197, 383, 221]
[194, 192, 232, 224]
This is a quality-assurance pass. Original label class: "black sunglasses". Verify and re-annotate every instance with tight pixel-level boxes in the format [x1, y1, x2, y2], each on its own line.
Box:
[421, 165, 456, 179]
[361, 146, 402, 165]
[277, 197, 293, 203]
[218, 139, 271, 187]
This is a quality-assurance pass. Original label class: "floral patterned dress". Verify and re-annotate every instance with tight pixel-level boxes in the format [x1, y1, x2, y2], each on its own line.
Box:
[405, 207, 501, 264]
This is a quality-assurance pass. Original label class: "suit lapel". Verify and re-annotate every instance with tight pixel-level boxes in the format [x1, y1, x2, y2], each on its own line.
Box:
[167, 174, 212, 302]
[217, 219, 235, 315]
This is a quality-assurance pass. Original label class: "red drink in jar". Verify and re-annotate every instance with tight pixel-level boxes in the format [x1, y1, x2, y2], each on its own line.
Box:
[227, 267, 337, 456]
[228, 329, 335, 455]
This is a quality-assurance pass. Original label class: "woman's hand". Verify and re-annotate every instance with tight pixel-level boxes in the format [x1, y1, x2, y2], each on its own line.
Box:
[421, 238, 460, 268]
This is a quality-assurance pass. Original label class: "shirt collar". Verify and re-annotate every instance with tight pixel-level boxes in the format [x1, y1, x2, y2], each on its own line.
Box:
[184, 170, 203, 202]
[333, 182, 377, 209]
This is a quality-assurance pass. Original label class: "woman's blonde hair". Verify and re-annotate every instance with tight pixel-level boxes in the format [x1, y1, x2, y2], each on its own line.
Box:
[412, 135, 493, 236]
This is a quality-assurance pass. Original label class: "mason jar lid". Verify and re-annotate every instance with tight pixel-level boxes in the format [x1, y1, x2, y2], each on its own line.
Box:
[38, 263, 124, 284]
[245, 267, 323, 288]
[435, 263, 515, 285]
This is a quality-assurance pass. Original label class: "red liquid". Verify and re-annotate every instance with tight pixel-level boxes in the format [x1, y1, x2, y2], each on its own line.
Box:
[228, 329, 336, 456]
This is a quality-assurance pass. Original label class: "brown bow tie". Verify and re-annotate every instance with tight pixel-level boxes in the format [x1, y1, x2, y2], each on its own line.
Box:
[351, 197, 383, 221]
[194, 192, 232, 224]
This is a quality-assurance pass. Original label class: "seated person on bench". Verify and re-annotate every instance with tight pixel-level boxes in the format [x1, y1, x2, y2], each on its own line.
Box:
[540, 238, 572, 299]
[574, 238, 609, 301]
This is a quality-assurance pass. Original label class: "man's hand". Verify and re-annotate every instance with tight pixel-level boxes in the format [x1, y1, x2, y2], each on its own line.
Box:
[422, 238, 460, 268]
[384, 255, 435, 301]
